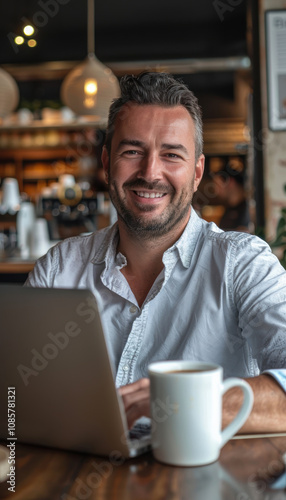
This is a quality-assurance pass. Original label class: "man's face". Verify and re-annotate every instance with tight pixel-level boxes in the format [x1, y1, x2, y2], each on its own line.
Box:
[102, 103, 204, 239]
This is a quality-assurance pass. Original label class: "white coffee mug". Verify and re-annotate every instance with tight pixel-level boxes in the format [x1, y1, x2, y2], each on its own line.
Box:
[148, 360, 254, 467]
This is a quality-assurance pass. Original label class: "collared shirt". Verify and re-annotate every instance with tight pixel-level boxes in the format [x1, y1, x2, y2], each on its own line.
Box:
[25, 210, 286, 391]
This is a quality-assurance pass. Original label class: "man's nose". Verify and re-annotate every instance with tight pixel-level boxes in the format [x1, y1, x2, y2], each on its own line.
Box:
[137, 154, 162, 182]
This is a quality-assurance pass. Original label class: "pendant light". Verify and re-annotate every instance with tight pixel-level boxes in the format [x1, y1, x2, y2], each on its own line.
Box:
[0, 68, 19, 119]
[61, 0, 120, 120]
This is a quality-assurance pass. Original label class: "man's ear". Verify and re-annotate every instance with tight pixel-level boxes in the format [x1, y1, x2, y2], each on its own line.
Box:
[101, 146, 109, 184]
[193, 154, 205, 193]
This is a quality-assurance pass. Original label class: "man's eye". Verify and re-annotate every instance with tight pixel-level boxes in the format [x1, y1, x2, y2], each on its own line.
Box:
[124, 150, 139, 155]
[166, 153, 180, 159]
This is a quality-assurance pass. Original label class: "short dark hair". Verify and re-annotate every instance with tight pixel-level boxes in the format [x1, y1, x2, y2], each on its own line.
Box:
[105, 72, 203, 161]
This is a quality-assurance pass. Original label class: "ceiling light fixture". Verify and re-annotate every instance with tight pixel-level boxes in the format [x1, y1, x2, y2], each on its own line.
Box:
[14, 36, 25, 45]
[23, 25, 35, 36]
[61, 0, 119, 120]
[27, 39, 37, 48]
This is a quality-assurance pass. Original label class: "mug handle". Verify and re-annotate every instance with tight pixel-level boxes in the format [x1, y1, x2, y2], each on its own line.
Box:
[220, 378, 254, 448]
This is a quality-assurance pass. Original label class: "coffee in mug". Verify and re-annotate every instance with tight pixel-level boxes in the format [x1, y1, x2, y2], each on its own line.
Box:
[148, 360, 253, 467]
[166, 368, 216, 374]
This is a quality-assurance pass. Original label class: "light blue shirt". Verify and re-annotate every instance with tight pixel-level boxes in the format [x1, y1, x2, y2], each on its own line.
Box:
[25, 210, 286, 391]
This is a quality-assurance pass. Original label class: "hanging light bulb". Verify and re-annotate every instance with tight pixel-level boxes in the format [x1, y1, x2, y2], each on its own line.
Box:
[61, 0, 119, 120]
[61, 53, 119, 118]
[0, 68, 19, 119]
[84, 78, 97, 108]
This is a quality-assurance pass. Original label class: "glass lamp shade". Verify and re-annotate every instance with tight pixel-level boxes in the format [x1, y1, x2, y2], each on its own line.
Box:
[61, 53, 120, 119]
[0, 68, 19, 119]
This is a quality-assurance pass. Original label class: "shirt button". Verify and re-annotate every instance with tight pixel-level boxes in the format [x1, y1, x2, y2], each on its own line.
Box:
[123, 365, 129, 371]
[129, 305, 137, 313]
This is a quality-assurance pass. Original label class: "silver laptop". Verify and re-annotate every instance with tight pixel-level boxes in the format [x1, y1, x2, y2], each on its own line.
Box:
[0, 285, 151, 458]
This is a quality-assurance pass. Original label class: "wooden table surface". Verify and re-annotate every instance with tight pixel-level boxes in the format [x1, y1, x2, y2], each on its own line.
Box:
[0, 435, 285, 499]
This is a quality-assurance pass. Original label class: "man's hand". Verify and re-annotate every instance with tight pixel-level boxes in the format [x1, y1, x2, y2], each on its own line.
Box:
[118, 378, 150, 429]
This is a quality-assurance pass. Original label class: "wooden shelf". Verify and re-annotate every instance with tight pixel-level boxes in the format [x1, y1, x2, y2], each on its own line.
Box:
[0, 120, 107, 132]
[0, 126, 103, 201]
[203, 119, 249, 155]
[0, 147, 74, 159]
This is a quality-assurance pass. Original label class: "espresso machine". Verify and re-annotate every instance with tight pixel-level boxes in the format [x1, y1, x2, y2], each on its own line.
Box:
[37, 176, 107, 240]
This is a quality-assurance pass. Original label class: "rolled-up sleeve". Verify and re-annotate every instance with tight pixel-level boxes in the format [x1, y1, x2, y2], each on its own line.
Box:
[263, 369, 286, 392]
[232, 235, 286, 374]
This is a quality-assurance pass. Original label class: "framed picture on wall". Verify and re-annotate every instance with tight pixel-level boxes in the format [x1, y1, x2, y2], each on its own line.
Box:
[265, 10, 286, 131]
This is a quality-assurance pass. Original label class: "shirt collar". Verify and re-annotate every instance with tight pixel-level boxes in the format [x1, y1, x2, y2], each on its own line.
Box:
[91, 223, 119, 266]
[91, 208, 203, 269]
[164, 209, 203, 268]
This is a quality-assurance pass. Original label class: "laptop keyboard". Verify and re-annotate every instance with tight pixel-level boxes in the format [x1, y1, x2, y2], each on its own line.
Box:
[129, 418, 151, 440]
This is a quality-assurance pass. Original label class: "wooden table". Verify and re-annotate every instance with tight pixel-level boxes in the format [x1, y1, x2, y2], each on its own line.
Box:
[0, 258, 35, 284]
[0, 435, 285, 499]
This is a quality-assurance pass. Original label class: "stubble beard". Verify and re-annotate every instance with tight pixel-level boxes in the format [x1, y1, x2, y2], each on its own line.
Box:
[108, 176, 195, 240]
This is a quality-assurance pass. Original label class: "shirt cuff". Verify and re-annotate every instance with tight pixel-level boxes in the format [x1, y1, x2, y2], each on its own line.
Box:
[262, 369, 286, 392]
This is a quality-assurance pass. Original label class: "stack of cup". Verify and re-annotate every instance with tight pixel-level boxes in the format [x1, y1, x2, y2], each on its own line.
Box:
[16, 202, 36, 258]
[0, 178, 20, 214]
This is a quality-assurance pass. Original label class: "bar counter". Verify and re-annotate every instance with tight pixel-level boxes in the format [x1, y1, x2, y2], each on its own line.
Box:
[0, 259, 35, 274]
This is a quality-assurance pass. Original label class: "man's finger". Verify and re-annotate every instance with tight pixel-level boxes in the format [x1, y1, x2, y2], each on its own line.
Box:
[118, 377, 150, 396]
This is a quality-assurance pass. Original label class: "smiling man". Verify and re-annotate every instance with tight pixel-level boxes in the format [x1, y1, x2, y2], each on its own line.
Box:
[26, 72, 286, 433]
[104, 104, 203, 242]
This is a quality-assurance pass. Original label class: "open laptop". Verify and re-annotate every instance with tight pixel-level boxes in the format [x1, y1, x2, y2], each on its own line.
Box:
[0, 285, 151, 458]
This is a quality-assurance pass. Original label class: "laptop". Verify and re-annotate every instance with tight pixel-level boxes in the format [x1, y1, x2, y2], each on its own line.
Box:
[0, 285, 151, 458]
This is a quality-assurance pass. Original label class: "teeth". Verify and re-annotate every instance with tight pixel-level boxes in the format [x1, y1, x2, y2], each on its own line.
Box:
[136, 191, 164, 199]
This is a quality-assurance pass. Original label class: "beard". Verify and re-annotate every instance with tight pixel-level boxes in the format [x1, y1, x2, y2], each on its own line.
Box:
[108, 176, 195, 240]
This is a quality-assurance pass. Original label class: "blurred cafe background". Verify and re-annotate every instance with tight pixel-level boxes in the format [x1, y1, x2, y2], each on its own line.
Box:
[0, 0, 285, 283]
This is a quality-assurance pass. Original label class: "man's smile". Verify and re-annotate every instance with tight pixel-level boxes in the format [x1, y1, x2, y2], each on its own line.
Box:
[134, 191, 166, 199]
